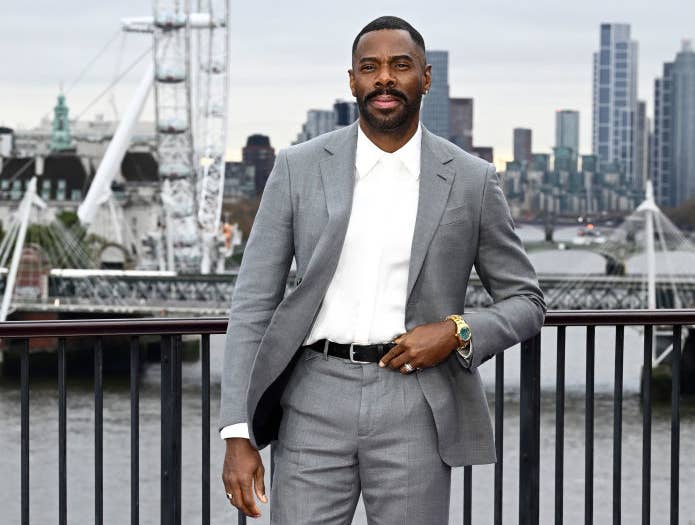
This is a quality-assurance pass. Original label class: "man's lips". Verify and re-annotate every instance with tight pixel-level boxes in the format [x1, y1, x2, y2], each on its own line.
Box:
[369, 94, 403, 110]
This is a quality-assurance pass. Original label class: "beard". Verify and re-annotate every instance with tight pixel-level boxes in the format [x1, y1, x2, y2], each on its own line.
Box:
[357, 87, 422, 132]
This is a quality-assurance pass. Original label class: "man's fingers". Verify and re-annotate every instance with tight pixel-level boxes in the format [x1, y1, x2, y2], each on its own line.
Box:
[232, 486, 249, 515]
[240, 481, 261, 517]
[392, 333, 407, 344]
[221, 474, 237, 508]
[254, 464, 268, 503]
[390, 351, 415, 371]
[223, 478, 259, 518]
[379, 344, 402, 367]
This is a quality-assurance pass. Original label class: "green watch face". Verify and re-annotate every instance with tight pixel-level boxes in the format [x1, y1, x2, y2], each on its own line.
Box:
[459, 326, 471, 342]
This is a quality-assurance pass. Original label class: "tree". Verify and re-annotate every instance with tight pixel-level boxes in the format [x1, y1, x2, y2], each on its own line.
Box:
[222, 196, 261, 240]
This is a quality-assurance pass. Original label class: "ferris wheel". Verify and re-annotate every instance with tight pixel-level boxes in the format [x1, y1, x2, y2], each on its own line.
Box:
[152, 1, 230, 273]
[78, 1, 230, 274]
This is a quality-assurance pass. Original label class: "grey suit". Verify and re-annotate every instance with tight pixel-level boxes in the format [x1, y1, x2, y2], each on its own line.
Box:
[220, 121, 545, 470]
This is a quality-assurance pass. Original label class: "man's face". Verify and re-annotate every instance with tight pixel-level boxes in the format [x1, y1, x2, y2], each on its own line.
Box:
[349, 29, 431, 133]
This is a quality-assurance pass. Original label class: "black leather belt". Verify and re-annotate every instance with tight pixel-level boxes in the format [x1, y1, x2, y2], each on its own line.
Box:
[303, 339, 397, 363]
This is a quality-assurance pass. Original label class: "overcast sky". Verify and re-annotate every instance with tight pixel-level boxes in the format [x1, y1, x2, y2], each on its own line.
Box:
[1, 0, 692, 165]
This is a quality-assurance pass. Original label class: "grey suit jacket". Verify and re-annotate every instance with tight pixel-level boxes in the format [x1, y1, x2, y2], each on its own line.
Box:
[219, 121, 546, 466]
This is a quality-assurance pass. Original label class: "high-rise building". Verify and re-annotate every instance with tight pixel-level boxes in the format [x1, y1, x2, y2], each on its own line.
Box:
[653, 62, 673, 206]
[334, 100, 359, 127]
[472, 146, 494, 163]
[242, 134, 275, 195]
[224, 161, 256, 199]
[421, 51, 450, 138]
[653, 40, 695, 207]
[513, 128, 532, 164]
[555, 110, 580, 157]
[530, 153, 550, 173]
[294, 100, 358, 144]
[553, 146, 578, 174]
[592, 23, 639, 185]
[634, 100, 649, 189]
[295, 110, 335, 144]
[449, 98, 473, 151]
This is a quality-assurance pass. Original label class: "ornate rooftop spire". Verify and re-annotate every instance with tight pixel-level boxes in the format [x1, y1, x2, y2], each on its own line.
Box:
[50, 91, 73, 152]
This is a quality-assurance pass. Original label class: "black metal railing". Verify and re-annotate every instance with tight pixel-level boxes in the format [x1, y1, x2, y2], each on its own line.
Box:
[1, 310, 692, 525]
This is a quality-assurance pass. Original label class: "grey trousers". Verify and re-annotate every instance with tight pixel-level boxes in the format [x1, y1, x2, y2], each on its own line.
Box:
[270, 348, 451, 524]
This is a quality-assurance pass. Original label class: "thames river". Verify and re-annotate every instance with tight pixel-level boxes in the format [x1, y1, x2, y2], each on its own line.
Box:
[1, 325, 694, 524]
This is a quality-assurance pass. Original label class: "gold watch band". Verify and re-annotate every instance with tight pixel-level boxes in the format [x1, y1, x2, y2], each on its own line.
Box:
[445, 314, 472, 354]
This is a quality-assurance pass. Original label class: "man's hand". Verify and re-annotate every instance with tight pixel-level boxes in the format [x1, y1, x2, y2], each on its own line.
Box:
[379, 320, 459, 373]
[222, 438, 268, 518]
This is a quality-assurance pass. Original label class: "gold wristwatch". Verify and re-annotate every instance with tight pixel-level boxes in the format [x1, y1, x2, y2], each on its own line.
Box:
[445, 314, 472, 360]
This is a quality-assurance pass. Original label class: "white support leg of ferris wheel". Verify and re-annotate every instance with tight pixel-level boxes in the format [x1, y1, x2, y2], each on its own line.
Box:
[78, 64, 153, 226]
[1, 178, 46, 322]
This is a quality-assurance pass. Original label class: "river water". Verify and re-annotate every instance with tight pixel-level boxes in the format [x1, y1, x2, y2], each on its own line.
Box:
[1, 326, 694, 524]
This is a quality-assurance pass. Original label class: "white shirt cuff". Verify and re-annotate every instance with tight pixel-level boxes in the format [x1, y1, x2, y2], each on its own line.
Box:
[220, 423, 250, 440]
[456, 338, 474, 368]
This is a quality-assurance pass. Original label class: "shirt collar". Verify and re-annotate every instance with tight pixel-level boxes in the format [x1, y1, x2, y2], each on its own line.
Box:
[355, 122, 421, 180]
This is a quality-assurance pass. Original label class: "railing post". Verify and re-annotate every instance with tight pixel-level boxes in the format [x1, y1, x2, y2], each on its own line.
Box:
[519, 333, 541, 525]
[130, 336, 140, 525]
[161, 335, 182, 525]
[20, 339, 29, 525]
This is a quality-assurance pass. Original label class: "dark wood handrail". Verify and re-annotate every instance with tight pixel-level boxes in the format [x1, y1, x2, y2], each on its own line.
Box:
[1, 309, 694, 338]
[0, 317, 229, 338]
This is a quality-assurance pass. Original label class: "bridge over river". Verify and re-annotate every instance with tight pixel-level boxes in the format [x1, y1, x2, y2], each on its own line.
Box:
[1, 269, 693, 317]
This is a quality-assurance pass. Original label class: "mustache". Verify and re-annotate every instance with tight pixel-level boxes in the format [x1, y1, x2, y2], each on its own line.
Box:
[364, 88, 408, 103]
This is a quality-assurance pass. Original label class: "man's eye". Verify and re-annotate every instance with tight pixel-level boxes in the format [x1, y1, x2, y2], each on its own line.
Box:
[362, 65, 375, 72]
[395, 63, 409, 69]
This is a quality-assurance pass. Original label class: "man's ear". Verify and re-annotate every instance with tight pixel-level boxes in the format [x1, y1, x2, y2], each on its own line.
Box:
[348, 69, 356, 97]
[423, 64, 432, 94]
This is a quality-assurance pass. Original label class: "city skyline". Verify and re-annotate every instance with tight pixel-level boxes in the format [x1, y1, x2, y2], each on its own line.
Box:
[1, 0, 693, 167]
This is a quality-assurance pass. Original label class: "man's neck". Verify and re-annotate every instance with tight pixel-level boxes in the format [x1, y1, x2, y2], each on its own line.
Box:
[358, 117, 420, 153]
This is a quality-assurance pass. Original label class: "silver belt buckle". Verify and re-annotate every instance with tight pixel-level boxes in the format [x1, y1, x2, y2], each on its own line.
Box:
[348, 343, 371, 364]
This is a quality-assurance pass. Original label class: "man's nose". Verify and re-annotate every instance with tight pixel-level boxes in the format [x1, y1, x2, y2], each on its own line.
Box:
[374, 65, 395, 88]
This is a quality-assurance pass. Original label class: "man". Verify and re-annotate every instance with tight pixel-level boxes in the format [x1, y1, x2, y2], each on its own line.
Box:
[220, 16, 545, 523]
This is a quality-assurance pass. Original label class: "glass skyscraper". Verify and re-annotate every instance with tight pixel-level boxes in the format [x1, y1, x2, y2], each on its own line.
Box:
[421, 50, 450, 139]
[555, 110, 580, 158]
[653, 40, 695, 207]
[592, 23, 639, 186]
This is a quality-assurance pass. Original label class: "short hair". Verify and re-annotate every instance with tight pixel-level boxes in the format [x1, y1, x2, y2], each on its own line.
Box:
[352, 16, 426, 57]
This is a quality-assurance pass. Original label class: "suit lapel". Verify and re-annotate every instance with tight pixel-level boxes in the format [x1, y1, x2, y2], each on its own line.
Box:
[319, 124, 357, 223]
[303, 123, 357, 297]
[405, 127, 455, 304]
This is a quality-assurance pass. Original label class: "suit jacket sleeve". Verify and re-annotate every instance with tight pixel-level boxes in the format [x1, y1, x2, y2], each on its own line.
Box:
[463, 165, 546, 369]
[218, 149, 294, 431]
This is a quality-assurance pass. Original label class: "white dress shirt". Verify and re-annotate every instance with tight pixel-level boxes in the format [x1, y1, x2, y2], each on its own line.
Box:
[221, 123, 422, 440]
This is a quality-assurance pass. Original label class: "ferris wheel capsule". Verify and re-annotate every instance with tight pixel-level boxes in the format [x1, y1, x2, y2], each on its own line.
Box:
[154, 11, 186, 30]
